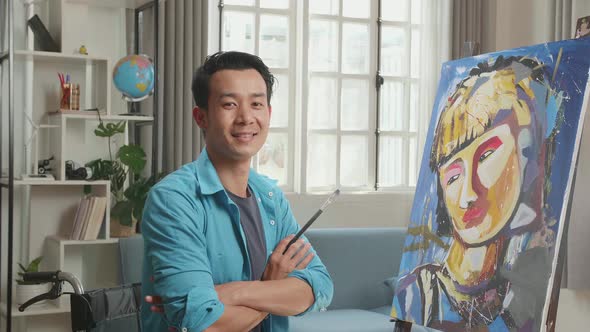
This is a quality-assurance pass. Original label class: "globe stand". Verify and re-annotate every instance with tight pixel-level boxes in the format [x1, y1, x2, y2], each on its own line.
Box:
[120, 101, 144, 116]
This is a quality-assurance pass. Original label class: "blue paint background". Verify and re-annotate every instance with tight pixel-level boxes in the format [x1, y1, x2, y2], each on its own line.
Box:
[393, 38, 590, 312]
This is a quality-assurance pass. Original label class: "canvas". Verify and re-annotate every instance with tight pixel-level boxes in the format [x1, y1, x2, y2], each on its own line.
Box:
[390, 38, 590, 332]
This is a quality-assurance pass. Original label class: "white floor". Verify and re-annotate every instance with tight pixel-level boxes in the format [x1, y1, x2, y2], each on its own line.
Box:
[556, 289, 590, 331]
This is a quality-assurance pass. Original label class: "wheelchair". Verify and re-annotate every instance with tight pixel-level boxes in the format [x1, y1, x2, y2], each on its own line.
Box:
[18, 271, 142, 332]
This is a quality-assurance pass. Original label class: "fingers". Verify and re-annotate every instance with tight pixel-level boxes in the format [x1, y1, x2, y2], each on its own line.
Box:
[145, 295, 162, 304]
[284, 238, 306, 259]
[296, 251, 315, 270]
[273, 234, 295, 257]
[151, 305, 164, 313]
[291, 242, 312, 264]
[145, 295, 164, 313]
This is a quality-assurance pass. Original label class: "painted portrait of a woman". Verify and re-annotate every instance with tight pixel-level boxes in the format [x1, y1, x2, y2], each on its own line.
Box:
[391, 44, 590, 332]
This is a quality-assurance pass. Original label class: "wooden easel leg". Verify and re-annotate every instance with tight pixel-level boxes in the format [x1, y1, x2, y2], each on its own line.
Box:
[392, 320, 412, 332]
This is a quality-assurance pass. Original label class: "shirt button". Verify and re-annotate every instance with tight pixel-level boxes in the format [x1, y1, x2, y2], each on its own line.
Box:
[270, 220, 275, 226]
[258, 197, 261, 202]
[181, 328, 188, 332]
[268, 191, 273, 197]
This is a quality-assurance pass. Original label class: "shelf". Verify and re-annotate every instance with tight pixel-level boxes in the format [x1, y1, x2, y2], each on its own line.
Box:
[50, 112, 154, 122]
[14, 50, 108, 64]
[0, 178, 110, 186]
[65, 0, 154, 9]
[47, 235, 118, 246]
[1, 302, 68, 317]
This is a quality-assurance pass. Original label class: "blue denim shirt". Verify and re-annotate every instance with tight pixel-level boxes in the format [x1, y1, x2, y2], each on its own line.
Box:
[141, 149, 334, 332]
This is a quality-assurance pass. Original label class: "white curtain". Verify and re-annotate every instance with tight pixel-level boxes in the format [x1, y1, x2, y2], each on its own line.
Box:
[417, 0, 452, 161]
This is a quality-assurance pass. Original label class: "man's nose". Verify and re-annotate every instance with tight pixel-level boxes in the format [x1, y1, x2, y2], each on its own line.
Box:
[236, 106, 255, 124]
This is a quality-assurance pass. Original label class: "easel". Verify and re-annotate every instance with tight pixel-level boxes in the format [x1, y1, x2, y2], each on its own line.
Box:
[391, 319, 412, 332]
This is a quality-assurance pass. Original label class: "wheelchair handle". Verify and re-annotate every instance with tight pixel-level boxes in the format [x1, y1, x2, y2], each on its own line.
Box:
[22, 271, 60, 283]
[22, 271, 84, 294]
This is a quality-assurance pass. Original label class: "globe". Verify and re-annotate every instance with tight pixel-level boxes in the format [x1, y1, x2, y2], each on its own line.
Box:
[112, 54, 155, 102]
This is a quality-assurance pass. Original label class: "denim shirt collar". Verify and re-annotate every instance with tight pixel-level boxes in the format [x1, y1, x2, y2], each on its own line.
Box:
[194, 147, 276, 197]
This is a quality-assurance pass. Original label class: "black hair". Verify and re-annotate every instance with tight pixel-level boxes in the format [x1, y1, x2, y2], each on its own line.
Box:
[191, 51, 275, 109]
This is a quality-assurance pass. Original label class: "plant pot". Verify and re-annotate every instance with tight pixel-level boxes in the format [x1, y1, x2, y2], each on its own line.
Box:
[15, 283, 51, 306]
[110, 215, 138, 238]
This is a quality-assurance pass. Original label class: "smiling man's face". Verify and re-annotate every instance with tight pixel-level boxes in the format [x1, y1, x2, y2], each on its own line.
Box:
[194, 69, 272, 165]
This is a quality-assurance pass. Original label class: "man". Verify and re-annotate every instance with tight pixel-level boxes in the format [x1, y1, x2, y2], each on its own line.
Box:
[141, 51, 333, 332]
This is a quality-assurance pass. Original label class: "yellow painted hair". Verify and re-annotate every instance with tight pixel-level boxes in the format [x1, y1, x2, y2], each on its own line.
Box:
[430, 64, 538, 171]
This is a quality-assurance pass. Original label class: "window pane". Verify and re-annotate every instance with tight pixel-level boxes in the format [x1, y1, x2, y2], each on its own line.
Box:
[341, 135, 369, 186]
[409, 82, 418, 132]
[258, 133, 288, 185]
[342, 23, 370, 74]
[381, 26, 407, 76]
[309, 20, 339, 72]
[409, 137, 418, 186]
[260, 15, 289, 68]
[310, 0, 338, 15]
[271, 73, 289, 128]
[260, 0, 289, 9]
[380, 81, 405, 131]
[343, 0, 370, 18]
[222, 11, 255, 53]
[225, 0, 254, 5]
[308, 77, 338, 129]
[341, 79, 369, 130]
[308, 134, 337, 188]
[411, 29, 420, 78]
[411, 0, 422, 24]
[381, 0, 407, 22]
[379, 136, 403, 186]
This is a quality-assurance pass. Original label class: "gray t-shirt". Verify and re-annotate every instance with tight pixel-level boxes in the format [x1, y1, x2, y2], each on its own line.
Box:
[227, 187, 267, 332]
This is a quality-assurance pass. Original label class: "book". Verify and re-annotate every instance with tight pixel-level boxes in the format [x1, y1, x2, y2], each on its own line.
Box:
[82, 197, 107, 240]
[70, 197, 89, 240]
[27, 15, 59, 52]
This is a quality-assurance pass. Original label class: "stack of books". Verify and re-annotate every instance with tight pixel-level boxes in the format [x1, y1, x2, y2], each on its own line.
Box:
[70, 196, 108, 240]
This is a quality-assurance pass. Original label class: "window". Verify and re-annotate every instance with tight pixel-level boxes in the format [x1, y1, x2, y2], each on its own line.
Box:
[218, 0, 425, 193]
[221, 0, 295, 189]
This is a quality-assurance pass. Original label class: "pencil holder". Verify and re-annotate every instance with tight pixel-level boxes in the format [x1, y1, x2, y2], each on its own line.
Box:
[60, 83, 71, 110]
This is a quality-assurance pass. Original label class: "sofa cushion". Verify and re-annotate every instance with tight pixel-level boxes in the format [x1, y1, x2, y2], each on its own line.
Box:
[305, 228, 406, 310]
[289, 309, 394, 332]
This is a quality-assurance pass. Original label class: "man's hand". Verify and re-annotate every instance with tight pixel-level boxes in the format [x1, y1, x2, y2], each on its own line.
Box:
[145, 295, 164, 313]
[262, 234, 314, 281]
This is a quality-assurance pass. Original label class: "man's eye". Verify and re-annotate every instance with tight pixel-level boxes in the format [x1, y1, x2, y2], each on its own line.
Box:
[223, 102, 236, 108]
[479, 150, 494, 162]
[252, 102, 264, 107]
[447, 174, 460, 186]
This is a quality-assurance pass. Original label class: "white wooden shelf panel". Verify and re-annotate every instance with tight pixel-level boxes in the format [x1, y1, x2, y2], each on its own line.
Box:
[47, 235, 119, 246]
[0, 302, 69, 317]
[14, 50, 108, 64]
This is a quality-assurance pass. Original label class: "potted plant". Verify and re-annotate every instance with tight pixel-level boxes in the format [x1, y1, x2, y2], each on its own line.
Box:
[16, 256, 50, 306]
[86, 119, 162, 237]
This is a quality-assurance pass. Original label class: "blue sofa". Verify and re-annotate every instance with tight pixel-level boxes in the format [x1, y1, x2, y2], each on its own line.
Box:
[118, 228, 432, 332]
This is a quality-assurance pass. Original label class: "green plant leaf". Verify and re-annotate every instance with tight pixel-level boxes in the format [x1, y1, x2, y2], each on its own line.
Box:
[117, 145, 147, 174]
[111, 201, 134, 226]
[18, 263, 27, 273]
[94, 121, 126, 137]
[27, 256, 43, 272]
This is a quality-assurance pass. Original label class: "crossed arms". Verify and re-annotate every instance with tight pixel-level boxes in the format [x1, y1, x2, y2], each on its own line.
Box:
[148, 236, 316, 332]
[142, 184, 333, 332]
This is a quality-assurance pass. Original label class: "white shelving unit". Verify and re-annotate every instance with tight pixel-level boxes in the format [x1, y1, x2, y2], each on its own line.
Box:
[1, 0, 155, 329]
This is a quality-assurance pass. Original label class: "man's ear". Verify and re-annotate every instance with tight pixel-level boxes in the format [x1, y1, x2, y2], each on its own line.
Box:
[193, 106, 207, 129]
[268, 105, 272, 118]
